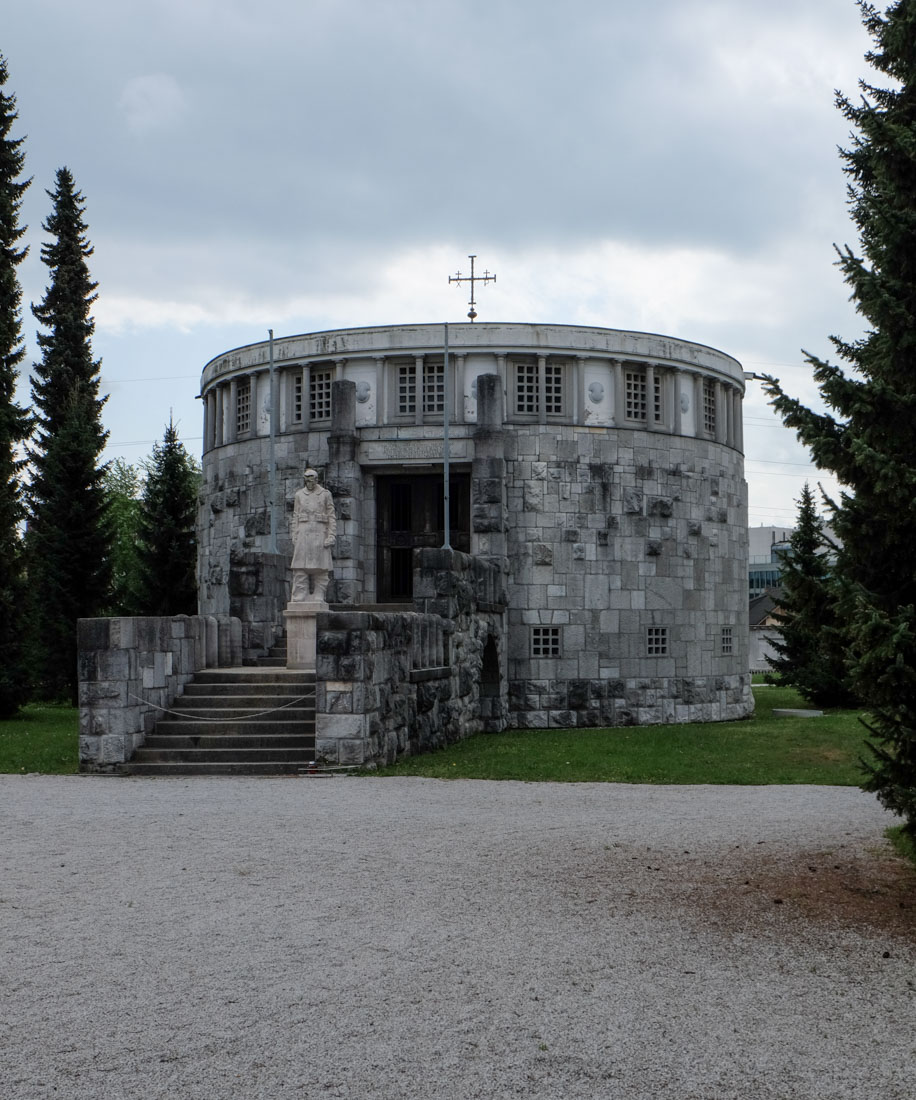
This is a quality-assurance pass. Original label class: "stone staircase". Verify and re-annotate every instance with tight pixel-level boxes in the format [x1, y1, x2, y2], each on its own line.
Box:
[121, 636, 316, 775]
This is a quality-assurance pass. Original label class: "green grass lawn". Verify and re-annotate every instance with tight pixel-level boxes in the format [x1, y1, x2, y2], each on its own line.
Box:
[0, 704, 79, 775]
[0, 687, 874, 785]
[375, 686, 872, 785]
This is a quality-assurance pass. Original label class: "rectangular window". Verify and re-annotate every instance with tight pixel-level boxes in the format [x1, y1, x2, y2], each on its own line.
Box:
[292, 373, 303, 424]
[646, 626, 668, 656]
[512, 360, 566, 417]
[721, 626, 733, 655]
[544, 363, 564, 416]
[515, 361, 539, 415]
[397, 363, 416, 416]
[703, 378, 716, 434]
[310, 367, 333, 422]
[625, 370, 647, 421]
[653, 375, 663, 424]
[423, 360, 445, 415]
[531, 626, 561, 658]
[236, 378, 251, 435]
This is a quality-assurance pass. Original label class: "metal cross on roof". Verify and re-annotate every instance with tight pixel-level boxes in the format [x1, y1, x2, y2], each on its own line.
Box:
[448, 254, 496, 322]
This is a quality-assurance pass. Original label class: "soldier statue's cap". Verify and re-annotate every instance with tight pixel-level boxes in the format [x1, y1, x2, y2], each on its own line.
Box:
[304, 468, 318, 478]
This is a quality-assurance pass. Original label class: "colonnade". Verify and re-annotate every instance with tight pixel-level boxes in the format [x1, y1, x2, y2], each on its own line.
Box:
[202, 353, 744, 453]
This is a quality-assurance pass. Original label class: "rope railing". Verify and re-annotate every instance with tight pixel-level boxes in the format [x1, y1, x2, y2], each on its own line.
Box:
[127, 691, 315, 722]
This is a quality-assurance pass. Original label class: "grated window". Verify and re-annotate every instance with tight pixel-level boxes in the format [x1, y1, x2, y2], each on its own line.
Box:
[545, 362, 564, 415]
[646, 626, 668, 656]
[397, 363, 416, 415]
[721, 626, 733, 655]
[625, 370, 647, 421]
[292, 373, 303, 423]
[515, 362, 539, 415]
[703, 378, 716, 434]
[653, 375, 663, 423]
[236, 378, 251, 435]
[531, 626, 561, 658]
[423, 360, 445, 415]
[310, 367, 333, 422]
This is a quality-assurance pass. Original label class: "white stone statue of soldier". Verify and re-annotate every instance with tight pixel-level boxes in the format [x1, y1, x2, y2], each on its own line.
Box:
[290, 468, 337, 603]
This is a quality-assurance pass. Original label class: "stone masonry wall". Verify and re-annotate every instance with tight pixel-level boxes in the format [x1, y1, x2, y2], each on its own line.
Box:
[505, 426, 753, 727]
[78, 614, 239, 772]
[315, 548, 508, 766]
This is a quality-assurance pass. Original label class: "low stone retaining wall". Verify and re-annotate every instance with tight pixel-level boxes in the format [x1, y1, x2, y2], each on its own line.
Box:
[508, 673, 753, 728]
[78, 614, 241, 772]
[315, 547, 509, 766]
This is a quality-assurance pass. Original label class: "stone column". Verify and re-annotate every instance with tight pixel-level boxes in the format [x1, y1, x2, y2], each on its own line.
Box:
[454, 354, 466, 423]
[472, 373, 509, 562]
[415, 354, 425, 425]
[302, 365, 311, 431]
[228, 378, 239, 443]
[215, 384, 225, 447]
[735, 387, 744, 452]
[694, 374, 705, 437]
[496, 354, 508, 418]
[611, 359, 624, 426]
[714, 381, 727, 445]
[575, 356, 587, 425]
[664, 371, 677, 435]
[205, 390, 216, 451]
[375, 357, 386, 425]
[646, 364, 657, 431]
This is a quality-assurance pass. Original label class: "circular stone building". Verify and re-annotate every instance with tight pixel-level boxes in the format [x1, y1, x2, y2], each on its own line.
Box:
[198, 322, 753, 728]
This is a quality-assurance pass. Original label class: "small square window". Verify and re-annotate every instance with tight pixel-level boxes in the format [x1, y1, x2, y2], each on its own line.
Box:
[646, 626, 668, 656]
[721, 626, 733, 655]
[531, 626, 561, 658]
[310, 367, 333, 422]
[236, 378, 251, 435]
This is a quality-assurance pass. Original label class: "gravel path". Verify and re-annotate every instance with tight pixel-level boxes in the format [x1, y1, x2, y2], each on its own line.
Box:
[1, 775, 914, 1099]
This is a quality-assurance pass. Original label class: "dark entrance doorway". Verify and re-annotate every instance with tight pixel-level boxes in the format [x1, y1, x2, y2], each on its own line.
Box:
[376, 473, 470, 601]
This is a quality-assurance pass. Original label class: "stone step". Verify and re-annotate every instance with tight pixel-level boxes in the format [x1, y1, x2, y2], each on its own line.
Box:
[159, 708, 312, 726]
[257, 657, 287, 667]
[152, 718, 315, 736]
[121, 761, 313, 776]
[172, 690, 312, 706]
[121, 656, 317, 777]
[170, 696, 313, 713]
[142, 734, 315, 750]
[193, 668, 314, 685]
[129, 746, 315, 764]
[181, 681, 310, 697]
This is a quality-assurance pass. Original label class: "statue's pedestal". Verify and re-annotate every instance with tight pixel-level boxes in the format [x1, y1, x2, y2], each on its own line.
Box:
[283, 599, 327, 669]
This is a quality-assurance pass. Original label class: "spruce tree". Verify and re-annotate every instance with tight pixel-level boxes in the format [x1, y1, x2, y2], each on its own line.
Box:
[0, 55, 32, 718]
[134, 418, 198, 616]
[28, 168, 110, 703]
[765, 485, 857, 708]
[102, 458, 142, 615]
[763, 0, 916, 835]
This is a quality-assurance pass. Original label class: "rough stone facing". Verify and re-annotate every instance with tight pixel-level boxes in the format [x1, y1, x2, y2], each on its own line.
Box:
[78, 614, 242, 772]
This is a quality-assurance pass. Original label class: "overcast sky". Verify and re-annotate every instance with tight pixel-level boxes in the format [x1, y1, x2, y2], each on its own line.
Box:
[5, 0, 875, 529]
